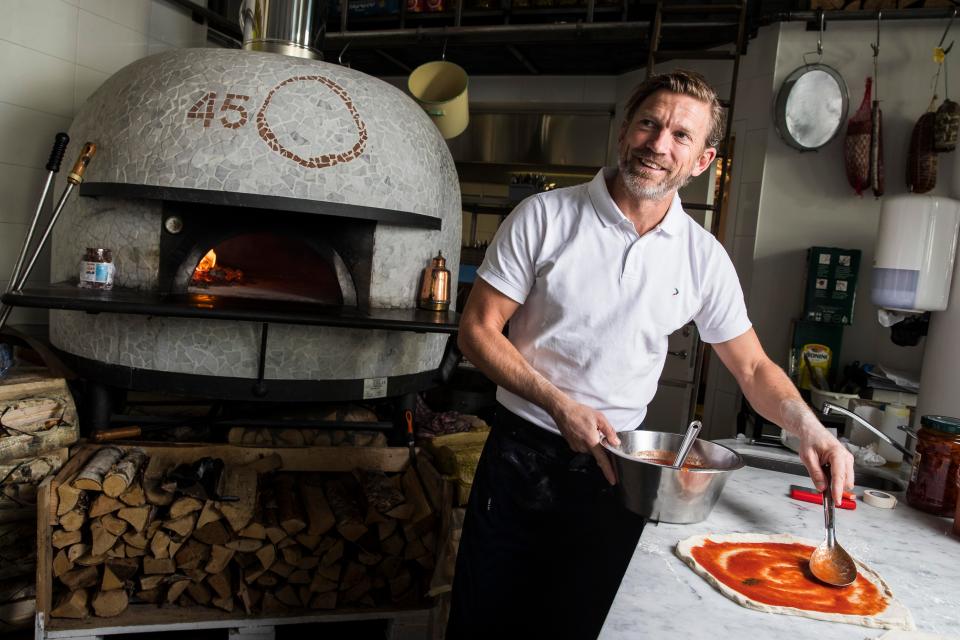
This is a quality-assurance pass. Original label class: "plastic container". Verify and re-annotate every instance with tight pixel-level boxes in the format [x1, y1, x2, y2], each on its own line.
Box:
[872, 194, 960, 312]
[906, 415, 960, 516]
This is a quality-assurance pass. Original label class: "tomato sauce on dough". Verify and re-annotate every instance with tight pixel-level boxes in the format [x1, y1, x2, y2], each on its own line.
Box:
[690, 540, 888, 616]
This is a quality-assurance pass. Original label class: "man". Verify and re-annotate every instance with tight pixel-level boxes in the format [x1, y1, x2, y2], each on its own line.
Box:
[446, 70, 855, 638]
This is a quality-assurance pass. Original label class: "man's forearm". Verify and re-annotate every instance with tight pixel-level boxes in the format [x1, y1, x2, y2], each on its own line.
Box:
[739, 359, 824, 438]
[458, 324, 571, 419]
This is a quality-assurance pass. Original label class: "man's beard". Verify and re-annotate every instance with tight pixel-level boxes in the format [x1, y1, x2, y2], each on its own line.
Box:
[618, 151, 695, 201]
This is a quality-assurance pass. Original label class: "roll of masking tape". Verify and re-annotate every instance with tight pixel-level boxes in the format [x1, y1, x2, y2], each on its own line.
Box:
[862, 489, 898, 509]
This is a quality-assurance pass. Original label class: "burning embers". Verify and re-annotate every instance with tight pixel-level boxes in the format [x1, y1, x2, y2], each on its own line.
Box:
[186, 234, 344, 305]
[190, 249, 245, 287]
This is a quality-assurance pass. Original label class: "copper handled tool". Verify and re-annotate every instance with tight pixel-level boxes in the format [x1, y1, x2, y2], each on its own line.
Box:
[0, 143, 97, 332]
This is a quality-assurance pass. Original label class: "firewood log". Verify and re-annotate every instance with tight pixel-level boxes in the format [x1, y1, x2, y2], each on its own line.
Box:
[175, 539, 210, 570]
[102, 559, 138, 590]
[142, 557, 175, 575]
[261, 592, 288, 615]
[101, 564, 124, 592]
[276, 584, 301, 607]
[0, 396, 63, 430]
[60, 565, 99, 589]
[288, 569, 311, 585]
[309, 591, 337, 610]
[296, 533, 321, 550]
[404, 537, 428, 561]
[101, 513, 128, 537]
[122, 530, 148, 550]
[280, 545, 301, 566]
[269, 560, 294, 579]
[324, 476, 367, 542]
[163, 513, 197, 539]
[247, 453, 282, 473]
[145, 519, 163, 540]
[150, 529, 171, 559]
[117, 506, 151, 533]
[243, 565, 268, 585]
[56, 482, 83, 517]
[140, 575, 164, 591]
[205, 544, 235, 574]
[309, 574, 338, 594]
[165, 578, 191, 603]
[255, 543, 276, 572]
[194, 520, 230, 545]
[237, 581, 254, 614]
[320, 539, 344, 566]
[59, 509, 86, 533]
[51, 589, 88, 619]
[378, 518, 398, 541]
[381, 532, 404, 557]
[53, 549, 74, 577]
[384, 502, 415, 521]
[90, 521, 119, 557]
[134, 588, 160, 604]
[126, 545, 146, 558]
[73, 447, 124, 491]
[400, 466, 434, 538]
[169, 496, 203, 520]
[208, 570, 232, 600]
[255, 573, 279, 588]
[379, 556, 403, 580]
[92, 589, 128, 617]
[239, 521, 266, 541]
[233, 551, 256, 569]
[300, 475, 335, 535]
[273, 474, 306, 535]
[106, 542, 126, 559]
[343, 577, 372, 603]
[196, 500, 221, 529]
[102, 448, 147, 498]
[389, 570, 412, 600]
[219, 464, 257, 533]
[212, 595, 235, 612]
[66, 542, 89, 563]
[119, 481, 145, 507]
[168, 537, 185, 558]
[89, 494, 123, 519]
[53, 528, 82, 549]
[358, 550, 382, 566]
[225, 538, 262, 552]
[297, 555, 320, 571]
[316, 563, 341, 584]
[187, 581, 212, 606]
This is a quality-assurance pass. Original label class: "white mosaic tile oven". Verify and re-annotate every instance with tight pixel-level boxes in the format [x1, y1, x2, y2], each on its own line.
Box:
[34, 47, 461, 421]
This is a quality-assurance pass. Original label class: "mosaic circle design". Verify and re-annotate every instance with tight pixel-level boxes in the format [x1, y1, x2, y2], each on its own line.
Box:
[256, 75, 368, 169]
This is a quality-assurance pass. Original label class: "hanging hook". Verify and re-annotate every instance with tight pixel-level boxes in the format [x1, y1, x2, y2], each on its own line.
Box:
[338, 40, 352, 67]
[871, 10, 881, 58]
[816, 8, 824, 59]
[802, 9, 826, 66]
[938, 7, 957, 49]
[441, 37, 448, 61]
[872, 10, 881, 102]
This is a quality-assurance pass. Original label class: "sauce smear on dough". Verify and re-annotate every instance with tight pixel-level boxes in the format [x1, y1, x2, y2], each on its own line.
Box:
[690, 540, 888, 616]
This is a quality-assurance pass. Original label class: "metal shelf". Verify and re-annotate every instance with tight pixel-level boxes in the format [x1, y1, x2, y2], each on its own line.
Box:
[2, 284, 459, 335]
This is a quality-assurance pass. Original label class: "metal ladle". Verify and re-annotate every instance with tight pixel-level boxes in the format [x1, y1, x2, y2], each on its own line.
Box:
[808, 465, 858, 587]
[673, 420, 702, 468]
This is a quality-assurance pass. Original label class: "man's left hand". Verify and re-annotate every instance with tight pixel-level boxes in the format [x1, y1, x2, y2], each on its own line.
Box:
[797, 428, 855, 505]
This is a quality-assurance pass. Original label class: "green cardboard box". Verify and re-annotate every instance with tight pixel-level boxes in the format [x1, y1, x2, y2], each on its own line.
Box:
[803, 246, 861, 325]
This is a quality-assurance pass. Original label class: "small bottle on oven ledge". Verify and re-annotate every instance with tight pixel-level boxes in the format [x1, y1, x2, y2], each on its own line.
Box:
[78, 247, 115, 290]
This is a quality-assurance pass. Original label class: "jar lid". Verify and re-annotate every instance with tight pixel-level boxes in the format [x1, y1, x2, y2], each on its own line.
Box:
[920, 415, 960, 435]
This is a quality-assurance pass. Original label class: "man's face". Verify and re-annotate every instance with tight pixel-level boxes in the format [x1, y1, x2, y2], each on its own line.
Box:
[617, 90, 717, 201]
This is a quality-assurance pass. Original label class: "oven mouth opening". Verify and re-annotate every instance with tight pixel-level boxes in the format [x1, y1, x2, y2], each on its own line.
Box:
[186, 232, 350, 305]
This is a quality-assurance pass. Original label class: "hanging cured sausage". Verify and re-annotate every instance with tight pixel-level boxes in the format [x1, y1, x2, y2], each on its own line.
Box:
[844, 78, 872, 196]
[907, 101, 938, 194]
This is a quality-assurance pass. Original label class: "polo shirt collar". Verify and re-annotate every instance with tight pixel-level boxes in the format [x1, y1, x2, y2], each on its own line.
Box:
[588, 167, 685, 236]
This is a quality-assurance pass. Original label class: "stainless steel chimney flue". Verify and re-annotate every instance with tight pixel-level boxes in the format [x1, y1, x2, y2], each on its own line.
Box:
[240, 0, 325, 60]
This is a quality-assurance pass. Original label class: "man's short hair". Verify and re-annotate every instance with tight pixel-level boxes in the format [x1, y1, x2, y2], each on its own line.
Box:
[622, 69, 724, 149]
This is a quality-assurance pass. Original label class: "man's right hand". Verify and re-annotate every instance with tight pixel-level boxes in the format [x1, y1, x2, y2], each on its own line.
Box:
[551, 400, 620, 486]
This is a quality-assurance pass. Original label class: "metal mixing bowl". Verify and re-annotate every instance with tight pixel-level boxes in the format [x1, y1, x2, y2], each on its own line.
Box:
[603, 430, 744, 524]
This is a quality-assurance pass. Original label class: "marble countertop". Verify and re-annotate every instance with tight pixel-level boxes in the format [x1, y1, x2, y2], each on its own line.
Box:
[600, 465, 960, 638]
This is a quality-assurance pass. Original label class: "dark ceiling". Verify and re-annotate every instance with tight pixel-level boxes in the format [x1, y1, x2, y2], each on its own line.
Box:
[193, 0, 766, 76]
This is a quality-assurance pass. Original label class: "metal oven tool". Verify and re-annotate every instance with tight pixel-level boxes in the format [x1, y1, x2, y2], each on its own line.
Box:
[0, 143, 96, 333]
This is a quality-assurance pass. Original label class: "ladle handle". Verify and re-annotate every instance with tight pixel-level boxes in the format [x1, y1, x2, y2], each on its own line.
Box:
[673, 420, 702, 468]
[822, 465, 836, 547]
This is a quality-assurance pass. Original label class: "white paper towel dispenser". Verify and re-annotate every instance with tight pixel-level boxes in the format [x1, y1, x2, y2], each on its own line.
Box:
[872, 194, 960, 312]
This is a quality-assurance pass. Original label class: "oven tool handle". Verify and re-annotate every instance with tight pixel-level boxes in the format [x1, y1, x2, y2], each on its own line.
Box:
[404, 408, 437, 512]
[0, 143, 96, 333]
[5, 133, 69, 296]
[251, 322, 269, 397]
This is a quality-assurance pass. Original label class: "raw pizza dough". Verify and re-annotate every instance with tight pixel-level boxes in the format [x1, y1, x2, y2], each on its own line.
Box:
[675, 532, 915, 630]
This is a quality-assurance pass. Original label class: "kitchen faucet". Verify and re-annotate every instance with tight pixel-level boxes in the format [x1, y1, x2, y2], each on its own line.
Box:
[820, 402, 914, 462]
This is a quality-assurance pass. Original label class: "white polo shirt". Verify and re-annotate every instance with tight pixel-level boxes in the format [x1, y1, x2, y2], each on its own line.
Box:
[477, 167, 752, 434]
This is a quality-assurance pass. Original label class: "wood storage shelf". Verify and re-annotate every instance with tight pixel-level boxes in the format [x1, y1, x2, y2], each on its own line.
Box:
[36, 443, 451, 639]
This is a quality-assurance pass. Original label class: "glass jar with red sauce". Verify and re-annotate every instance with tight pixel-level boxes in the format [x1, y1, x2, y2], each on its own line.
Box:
[906, 415, 960, 516]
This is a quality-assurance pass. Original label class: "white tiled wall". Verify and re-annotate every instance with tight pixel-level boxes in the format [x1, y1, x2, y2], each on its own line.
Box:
[0, 0, 208, 326]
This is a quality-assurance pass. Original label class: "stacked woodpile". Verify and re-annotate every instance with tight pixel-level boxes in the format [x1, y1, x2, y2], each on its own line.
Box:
[0, 371, 78, 629]
[227, 405, 388, 447]
[50, 447, 438, 619]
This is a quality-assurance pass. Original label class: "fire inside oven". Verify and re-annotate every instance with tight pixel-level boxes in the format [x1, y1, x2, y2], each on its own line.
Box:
[187, 233, 343, 304]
